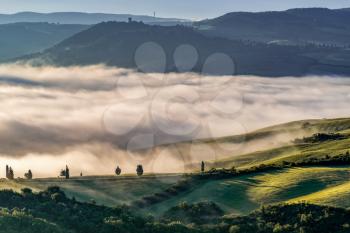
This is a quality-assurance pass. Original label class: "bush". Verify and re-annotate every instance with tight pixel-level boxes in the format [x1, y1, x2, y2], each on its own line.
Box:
[21, 188, 33, 195]
[47, 186, 61, 194]
[51, 193, 65, 203]
[162, 201, 224, 225]
[229, 225, 240, 233]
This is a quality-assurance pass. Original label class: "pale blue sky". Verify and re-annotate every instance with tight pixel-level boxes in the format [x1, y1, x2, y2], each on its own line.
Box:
[0, 0, 349, 20]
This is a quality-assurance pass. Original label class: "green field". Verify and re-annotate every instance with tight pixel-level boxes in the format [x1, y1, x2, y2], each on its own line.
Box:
[2, 174, 182, 206]
[1, 117, 350, 217]
[1, 166, 350, 217]
[146, 166, 350, 215]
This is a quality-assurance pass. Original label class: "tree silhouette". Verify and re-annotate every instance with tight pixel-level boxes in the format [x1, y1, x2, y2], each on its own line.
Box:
[60, 169, 66, 177]
[115, 166, 122, 176]
[9, 168, 14, 179]
[60, 165, 70, 179]
[136, 165, 143, 176]
[24, 169, 33, 179]
[6, 165, 14, 180]
[201, 161, 205, 173]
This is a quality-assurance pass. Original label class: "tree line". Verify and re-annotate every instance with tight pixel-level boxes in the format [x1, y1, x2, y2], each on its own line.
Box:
[6, 165, 32, 180]
[4, 131, 348, 181]
[6, 149, 350, 181]
[4, 163, 146, 180]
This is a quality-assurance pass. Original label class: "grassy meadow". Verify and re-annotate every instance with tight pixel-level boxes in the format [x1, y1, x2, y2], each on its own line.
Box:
[1, 166, 349, 217]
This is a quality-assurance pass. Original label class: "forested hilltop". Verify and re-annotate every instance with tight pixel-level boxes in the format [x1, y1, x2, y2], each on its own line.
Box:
[18, 20, 350, 77]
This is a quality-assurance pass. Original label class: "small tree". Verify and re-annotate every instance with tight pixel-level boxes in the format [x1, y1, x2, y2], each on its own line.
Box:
[6, 165, 14, 180]
[115, 166, 122, 176]
[24, 169, 33, 179]
[59, 165, 70, 179]
[65, 165, 70, 179]
[60, 169, 66, 177]
[201, 161, 205, 173]
[21, 188, 32, 195]
[8, 167, 14, 180]
[47, 186, 61, 194]
[136, 165, 143, 176]
[231, 166, 237, 173]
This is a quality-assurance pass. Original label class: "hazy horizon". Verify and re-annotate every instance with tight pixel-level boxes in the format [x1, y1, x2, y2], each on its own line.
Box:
[0, 0, 349, 20]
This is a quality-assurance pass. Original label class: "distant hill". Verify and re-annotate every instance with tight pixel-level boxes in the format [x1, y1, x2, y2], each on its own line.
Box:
[0, 12, 190, 25]
[0, 22, 89, 61]
[18, 21, 350, 77]
[195, 8, 350, 46]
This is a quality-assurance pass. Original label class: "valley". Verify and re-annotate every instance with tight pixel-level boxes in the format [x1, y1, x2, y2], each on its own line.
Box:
[0, 3, 349, 232]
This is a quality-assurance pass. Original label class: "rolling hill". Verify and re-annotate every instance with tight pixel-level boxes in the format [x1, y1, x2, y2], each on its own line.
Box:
[17, 21, 350, 76]
[1, 117, 350, 218]
[10, 174, 182, 206]
[195, 8, 350, 47]
[3, 166, 350, 216]
[0, 22, 89, 61]
[146, 166, 350, 215]
[210, 118, 350, 169]
[163, 118, 350, 171]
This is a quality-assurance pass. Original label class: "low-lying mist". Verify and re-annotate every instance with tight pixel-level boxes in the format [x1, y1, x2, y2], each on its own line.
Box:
[0, 64, 349, 177]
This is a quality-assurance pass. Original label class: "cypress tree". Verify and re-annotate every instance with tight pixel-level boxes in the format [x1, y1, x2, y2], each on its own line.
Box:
[136, 165, 143, 176]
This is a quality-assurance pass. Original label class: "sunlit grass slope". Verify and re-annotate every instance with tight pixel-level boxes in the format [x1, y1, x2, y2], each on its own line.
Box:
[167, 118, 350, 171]
[212, 117, 350, 168]
[147, 166, 350, 216]
[288, 181, 350, 206]
[2, 166, 350, 216]
[0, 175, 181, 206]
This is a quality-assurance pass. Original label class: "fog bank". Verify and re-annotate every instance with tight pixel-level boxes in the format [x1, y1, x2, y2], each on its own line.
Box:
[0, 64, 349, 177]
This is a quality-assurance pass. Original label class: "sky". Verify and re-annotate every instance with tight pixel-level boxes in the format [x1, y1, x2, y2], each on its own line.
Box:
[0, 0, 349, 20]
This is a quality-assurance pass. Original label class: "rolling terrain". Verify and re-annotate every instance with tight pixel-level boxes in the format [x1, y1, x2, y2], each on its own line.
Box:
[2, 166, 350, 216]
[0, 117, 349, 217]
[0, 5, 349, 233]
[209, 118, 350, 169]
[146, 166, 350, 215]
[169, 117, 350, 170]
[0, 175, 182, 206]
